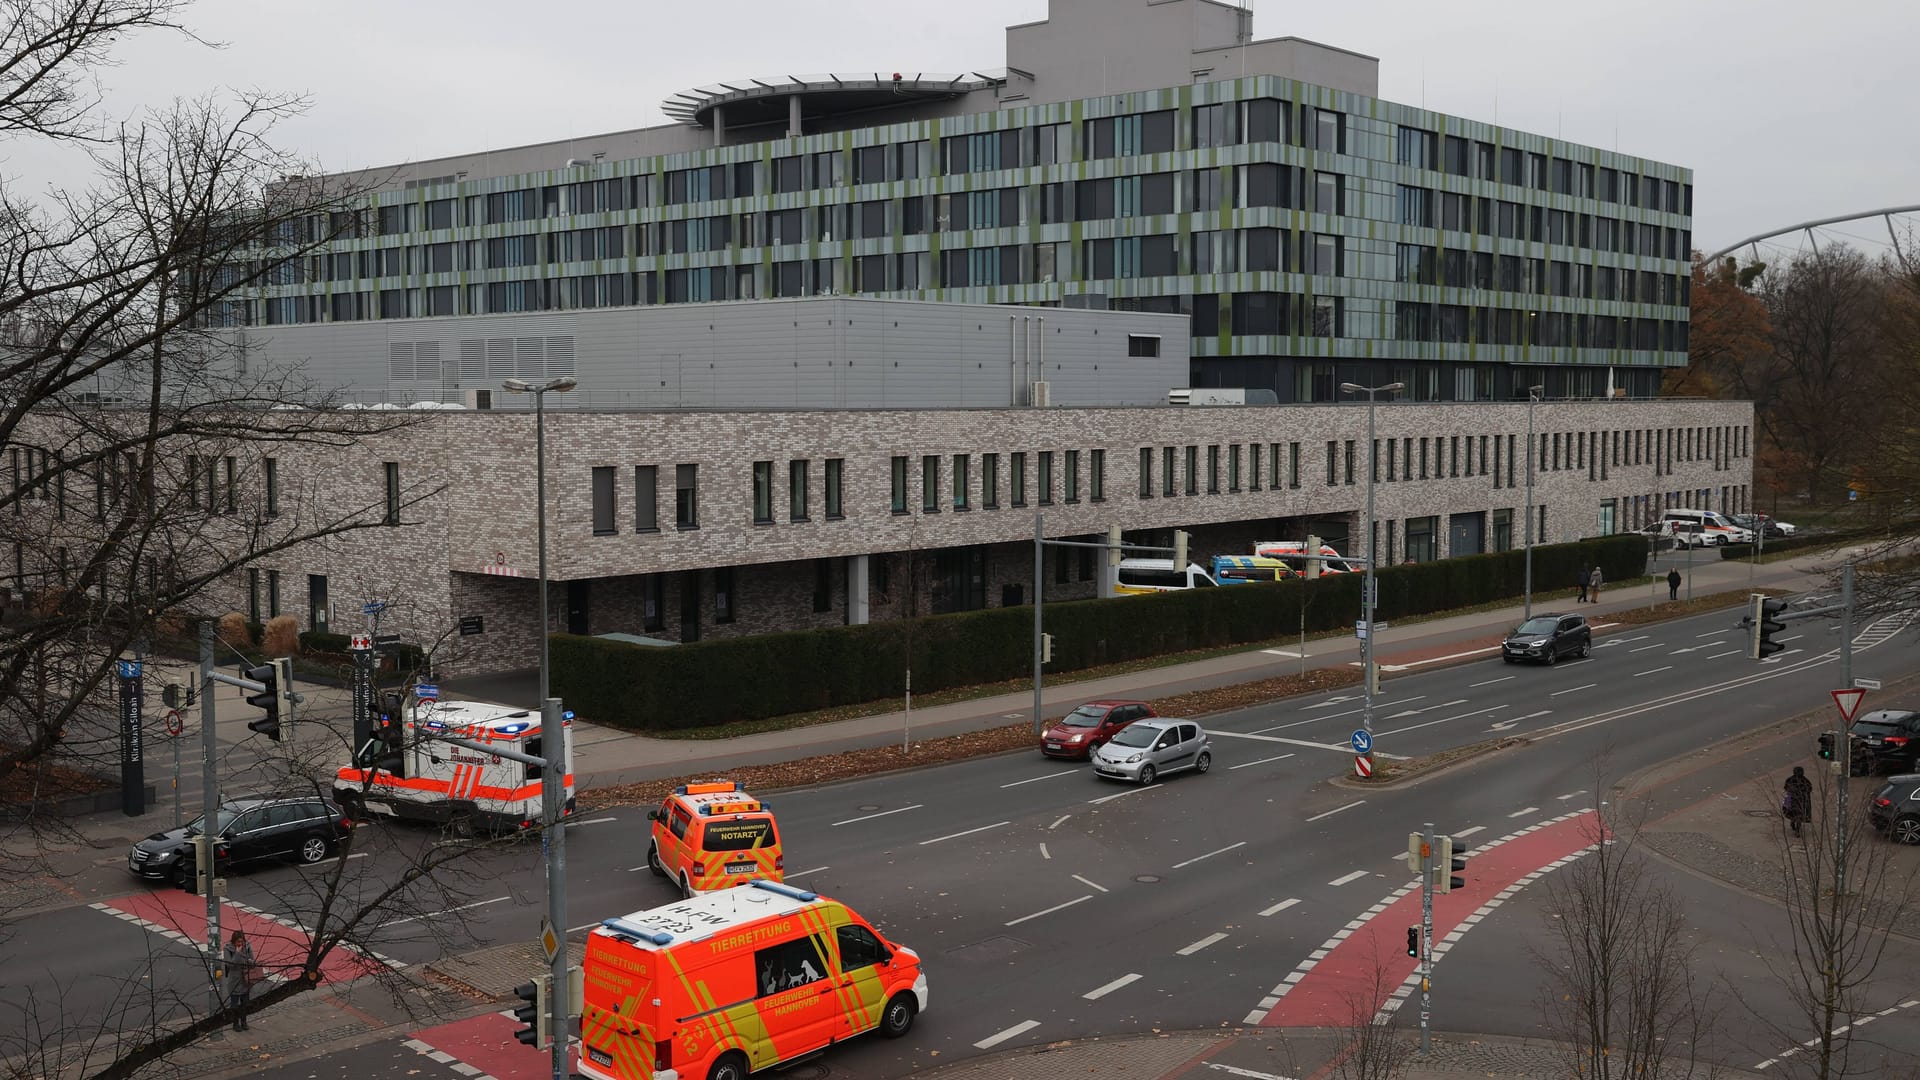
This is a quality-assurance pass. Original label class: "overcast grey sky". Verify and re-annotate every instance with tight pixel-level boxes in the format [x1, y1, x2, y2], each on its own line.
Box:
[17, 0, 1917, 256]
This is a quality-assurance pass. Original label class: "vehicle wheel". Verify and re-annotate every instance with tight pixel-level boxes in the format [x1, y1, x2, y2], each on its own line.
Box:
[1194, 751, 1212, 775]
[879, 992, 917, 1038]
[1137, 764, 1157, 786]
[1546, 647, 1559, 666]
[297, 835, 330, 864]
[1577, 641, 1591, 659]
[680, 872, 694, 900]
[647, 842, 666, 878]
[707, 1050, 749, 1080]
[1891, 816, 1920, 846]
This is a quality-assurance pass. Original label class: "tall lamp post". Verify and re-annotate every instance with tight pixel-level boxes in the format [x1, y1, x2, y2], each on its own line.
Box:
[1340, 380, 1403, 774]
[1522, 383, 1545, 619]
[501, 374, 576, 1080]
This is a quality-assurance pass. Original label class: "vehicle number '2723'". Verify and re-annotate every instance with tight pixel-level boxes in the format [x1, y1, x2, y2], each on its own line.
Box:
[647, 904, 742, 935]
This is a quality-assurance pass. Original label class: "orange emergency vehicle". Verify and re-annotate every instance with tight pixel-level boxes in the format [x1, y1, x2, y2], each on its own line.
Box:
[331, 699, 575, 836]
[579, 880, 926, 1080]
[646, 781, 783, 897]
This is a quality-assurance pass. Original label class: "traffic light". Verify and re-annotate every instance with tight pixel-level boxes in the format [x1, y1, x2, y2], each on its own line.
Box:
[1747, 593, 1787, 660]
[1406, 926, 1420, 957]
[512, 974, 551, 1048]
[161, 682, 181, 709]
[1405, 831, 1427, 876]
[243, 662, 280, 741]
[1108, 524, 1123, 569]
[1173, 529, 1190, 569]
[1305, 534, 1323, 580]
[1436, 834, 1468, 894]
[1040, 633, 1055, 664]
[1818, 731, 1836, 761]
[176, 833, 211, 893]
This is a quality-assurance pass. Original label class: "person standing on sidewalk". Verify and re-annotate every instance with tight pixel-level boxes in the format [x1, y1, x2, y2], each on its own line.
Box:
[1589, 565, 1603, 603]
[1667, 567, 1682, 601]
[1574, 570, 1588, 603]
[220, 930, 258, 1031]
[1783, 766, 1813, 835]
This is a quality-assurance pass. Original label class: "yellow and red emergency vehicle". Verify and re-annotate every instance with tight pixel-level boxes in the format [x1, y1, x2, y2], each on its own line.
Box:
[579, 880, 927, 1080]
[331, 699, 575, 836]
[647, 781, 783, 897]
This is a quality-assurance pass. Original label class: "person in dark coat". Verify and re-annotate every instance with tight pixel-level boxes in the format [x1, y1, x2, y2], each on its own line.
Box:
[1574, 570, 1588, 603]
[220, 930, 258, 1031]
[1783, 766, 1813, 835]
[1667, 568, 1682, 601]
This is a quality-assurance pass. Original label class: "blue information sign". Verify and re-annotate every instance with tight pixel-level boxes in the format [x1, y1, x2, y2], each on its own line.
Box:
[1350, 728, 1373, 754]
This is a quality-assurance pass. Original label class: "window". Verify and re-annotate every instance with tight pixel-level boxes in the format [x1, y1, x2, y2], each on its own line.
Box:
[824, 459, 843, 519]
[591, 466, 616, 535]
[1289, 442, 1301, 488]
[953, 454, 970, 510]
[1228, 444, 1241, 492]
[1207, 445, 1221, 493]
[714, 567, 734, 624]
[981, 453, 998, 508]
[890, 456, 908, 513]
[1063, 450, 1079, 503]
[1315, 171, 1342, 215]
[267, 569, 280, 617]
[634, 466, 658, 531]
[1345, 440, 1356, 485]
[263, 457, 279, 517]
[383, 462, 401, 525]
[1139, 447, 1154, 497]
[921, 455, 939, 513]
[675, 464, 698, 528]
[1090, 449, 1105, 501]
[1038, 450, 1054, 505]
[1128, 334, 1161, 358]
[752, 461, 774, 523]
[1249, 443, 1261, 490]
[1185, 445, 1199, 495]
[789, 460, 809, 521]
[1326, 441, 1338, 485]
[1163, 446, 1176, 497]
[1011, 451, 1027, 506]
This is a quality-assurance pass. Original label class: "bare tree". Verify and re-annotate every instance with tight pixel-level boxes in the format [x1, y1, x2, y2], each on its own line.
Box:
[1335, 947, 1412, 1080]
[1535, 777, 1720, 1080]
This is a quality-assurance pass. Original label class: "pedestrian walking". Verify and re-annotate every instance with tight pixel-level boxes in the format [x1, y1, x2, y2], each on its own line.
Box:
[1667, 568, 1682, 601]
[1783, 766, 1813, 835]
[220, 930, 258, 1031]
[1588, 565, 1603, 603]
[1574, 570, 1588, 603]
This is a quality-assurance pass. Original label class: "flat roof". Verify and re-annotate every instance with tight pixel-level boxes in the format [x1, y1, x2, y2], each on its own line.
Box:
[663, 71, 1006, 128]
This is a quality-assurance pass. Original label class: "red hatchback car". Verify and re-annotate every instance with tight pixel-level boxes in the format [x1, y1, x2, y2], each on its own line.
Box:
[1040, 700, 1158, 759]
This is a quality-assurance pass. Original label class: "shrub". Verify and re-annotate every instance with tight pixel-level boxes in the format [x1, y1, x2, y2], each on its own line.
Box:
[299, 630, 352, 655]
[262, 615, 300, 656]
[215, 611, 252, 649]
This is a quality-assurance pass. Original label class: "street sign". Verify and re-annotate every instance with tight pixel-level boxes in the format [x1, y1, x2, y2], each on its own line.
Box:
[117, 660, 142, 679]
[1831, 687, 1866, 724]
[416, 683, 440, 700]
[165, 709, 184, 737]
[1351, 729, 1373, 754]
[349, 634, 372, 651]
[539, 918, 560, 965]
[1853, 678, 1882, 691]
[1354, 755, 1373, 779]
[459, 615, 485, 636]
[361, 601, 389, 615]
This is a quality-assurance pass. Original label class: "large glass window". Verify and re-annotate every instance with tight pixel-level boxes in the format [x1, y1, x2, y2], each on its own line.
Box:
[890, 456, 908, 513]
[752, 461, 773, 524]
[789, 460, 809, 521]
[675, 464, 698, 528]
[634, 466, 657, 531]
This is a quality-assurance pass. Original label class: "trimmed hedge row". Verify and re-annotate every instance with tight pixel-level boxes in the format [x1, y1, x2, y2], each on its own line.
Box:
[1718, 531, 1859, 561]
[554, 535, 1646, 732]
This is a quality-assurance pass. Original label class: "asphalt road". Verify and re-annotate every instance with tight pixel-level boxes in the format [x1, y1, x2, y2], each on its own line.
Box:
[12, 598, 1920, 1079]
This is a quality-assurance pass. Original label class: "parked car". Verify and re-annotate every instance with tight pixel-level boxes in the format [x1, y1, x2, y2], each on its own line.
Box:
[1729, 514, 1789, 540]
[1819, 710, 1920, 776]
[1090, 718, 1211, 785]
[1041, 700, 1157, 759]
[129, 796, 353, 886]
[1501, 613, 1592, 665]
[1640, 522, 1713, 548]
[1867, 774, 1920, 844]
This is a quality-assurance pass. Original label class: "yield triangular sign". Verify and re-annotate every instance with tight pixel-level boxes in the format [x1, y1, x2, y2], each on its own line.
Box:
[1831, 687, 1867, 723]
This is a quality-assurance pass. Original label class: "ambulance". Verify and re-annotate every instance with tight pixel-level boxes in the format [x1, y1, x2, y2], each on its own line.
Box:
[1252, 539, 1358, 575]
[579, 880, 926, 1080]
[331, 699, 575, 836]
[646, 781, 784, 897]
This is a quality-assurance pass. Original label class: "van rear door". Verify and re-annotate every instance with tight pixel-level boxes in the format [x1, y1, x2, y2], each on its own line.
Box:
[581, 935, 657, 1080]
[699, 815, 782, 883]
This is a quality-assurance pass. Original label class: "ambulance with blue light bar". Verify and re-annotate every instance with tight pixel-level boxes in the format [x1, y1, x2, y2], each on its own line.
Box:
[331, 699, 575, 836]
[579, 880, 926, 1080]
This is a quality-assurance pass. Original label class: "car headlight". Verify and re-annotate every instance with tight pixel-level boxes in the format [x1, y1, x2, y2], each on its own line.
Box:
[147, 850, 177, 862]
[1529, 640, 1547, 647]
[1067, 733, 1085, 742]
[1123, 753, 1144, 764]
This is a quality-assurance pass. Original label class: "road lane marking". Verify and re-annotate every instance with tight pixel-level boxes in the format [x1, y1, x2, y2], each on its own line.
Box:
[1255, 709, 1361, 732]
[1089, 786, 1154, 805]
[1367, 646, 1500, 670]
[1591, 622, 1619, 630]
[1376, 704, 1505, 738]
[1260, 898, 1300, 917]
[1213, 729, 1405, 757]
[1760, 649, 1805, 663]
[1779, 634, 1804, 642]
[1696, 629, 1732, 637]
[1305, 696, 1358, 711]
[1230, 752, 1297, 770]
[1555, 790, 1587, 801]
[1048, 815, 1071, 830]
[1307, 801, 1364, 823]
[973, 1020, 1041, 1049]
[1634, 666, 1673, 677]
[1005, 895, 1093, 927]
[1177, 932, 1228, 956]
[1507, 807, 1540, 818]
[1203, 1063, 1298, 1080]
[832, 804, 923, 826]
[382, 895, 510, 928]
[1039, 843, 1051, 860]
[566, 816, 617, 826]
[1454, 826, 1487, 837]
[1386, 698, 1468, 719]
[1002, 771, 1077, 788]
[1083, 973, 1143, 999]
[787, 865, 829, 877]
[920, 821, 1010, 845]
[1629, 643, 1665, 653]
[1261, 649, 1304, 658]
[1707, 650, 1742, 659]
[1329, 870, 1369, 886]
[1549, 683, 1596, 697]
[1172, 841, 1247, 869]
[1470, 676, 1516, 687]
[1073, 874, 1109, 893]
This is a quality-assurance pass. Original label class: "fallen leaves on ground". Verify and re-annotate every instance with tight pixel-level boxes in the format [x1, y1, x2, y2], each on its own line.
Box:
[1601, 586, 1779, 628]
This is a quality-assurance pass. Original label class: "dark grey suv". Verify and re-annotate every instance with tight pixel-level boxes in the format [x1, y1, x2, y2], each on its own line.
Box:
[129, 796, 352, 886]
[1868, 774, 1920, 845]
[1502, 613, 1593, 665]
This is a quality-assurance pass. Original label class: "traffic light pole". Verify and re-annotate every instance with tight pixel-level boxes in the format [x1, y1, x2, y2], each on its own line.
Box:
[198, 623, 222, 1030]
[1838, 566, 1854, 902]
[1420, 821, 1434, 1054]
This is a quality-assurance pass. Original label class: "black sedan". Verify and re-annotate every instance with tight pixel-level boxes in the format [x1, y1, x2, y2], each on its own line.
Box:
[1501, 613, 1592, 665]
[129, 796, 353, 886]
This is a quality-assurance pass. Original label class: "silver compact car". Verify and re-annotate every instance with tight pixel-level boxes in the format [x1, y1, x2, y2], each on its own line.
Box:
[1090, 718, 1212, 785]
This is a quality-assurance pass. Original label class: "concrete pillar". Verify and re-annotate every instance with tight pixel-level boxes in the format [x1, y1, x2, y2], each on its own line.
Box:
[847, 554, 870, 625]
[788, 95, 802, 139]
[713, 103, 726, 147]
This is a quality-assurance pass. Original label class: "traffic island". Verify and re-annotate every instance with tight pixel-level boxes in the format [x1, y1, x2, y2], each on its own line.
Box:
[1332, 736, 1531, 791]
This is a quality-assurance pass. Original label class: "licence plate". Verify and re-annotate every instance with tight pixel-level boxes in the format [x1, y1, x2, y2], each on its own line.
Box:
[587, 1047, 613, 1068]
[1045, 742, 1062, 750]
[725, 863, 757, 875]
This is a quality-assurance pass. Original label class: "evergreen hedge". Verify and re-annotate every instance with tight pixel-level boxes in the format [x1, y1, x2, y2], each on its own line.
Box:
[1718, 531, 1855, 560]
[554, 535, 1646, 732]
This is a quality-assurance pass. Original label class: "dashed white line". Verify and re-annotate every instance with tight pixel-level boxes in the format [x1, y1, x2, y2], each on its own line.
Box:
[1039, 843, 1051, 860]
[1260, 898, 1300, 917]
[1230, 752, 1297, 770]
[1001, 771, 1077, 789]
[1550, 683, 1597, 697]
[973, 1020, 1041, 1049]
[1779, 634, 1804, 642]
[1089, 786, 1154, 805]
[1005, 895, 1092, 927]
[1454, 826, 1487, 837]
[1083, 973, 1143, 1000]
[1706, 650, 1742, 660]
[1469, 676, 1516, 687]
[1171, 841, 1247, 869]
[1507, 806, 1540, 818]
[1306, 800, 1365, 823]
[1048, 815, 1071, 830]
[1634, 666, 1673, 677]
[832, 804, 923, 827]
[1555, 790, 1587, 801]
[382, 895, 511, 928]
[1073, 874, 1109, 893]
[920, 821, 1009, 845]
[1177, 932, 1229, 956]
[1261, 649, 1304, 658]
[1696, 629, 1730, 637]
[566, 816, 617, 826]
[787, 865, 829, 878]
[1329, 870, 1370, 887]
[1629, 643, 1665, 653]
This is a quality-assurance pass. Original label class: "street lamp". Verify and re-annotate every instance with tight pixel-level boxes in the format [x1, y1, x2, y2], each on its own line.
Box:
[1523, 383, 1544, 619]
[1340, 380, 1403, 774]
[501, 373, 575, 1080]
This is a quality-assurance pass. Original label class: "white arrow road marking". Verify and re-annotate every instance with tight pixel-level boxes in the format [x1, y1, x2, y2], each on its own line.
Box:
[1305, 696, 1357, 710]
[1204, 1062, 1300, 1080]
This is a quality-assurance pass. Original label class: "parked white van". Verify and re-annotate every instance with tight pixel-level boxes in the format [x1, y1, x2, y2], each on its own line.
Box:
[1659, 508, 1752, 545]
[1116, 559, 1218, 594]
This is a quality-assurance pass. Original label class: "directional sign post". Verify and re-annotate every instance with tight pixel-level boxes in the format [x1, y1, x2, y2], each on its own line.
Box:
[416, 683, 440, 701]
[1354, 755, 1373, 779]
[1351, 729, 1373, 755]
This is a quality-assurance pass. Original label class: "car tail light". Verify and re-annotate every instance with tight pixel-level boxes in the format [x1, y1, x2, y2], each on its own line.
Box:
[1884, 736, 1909, 747]
[1876, 797, 1893, 808]
[655, 1039, 672, 1071]
[339, 816, 354, 829]
[691, 863, 705, 877]
[774, 853, 784, 870]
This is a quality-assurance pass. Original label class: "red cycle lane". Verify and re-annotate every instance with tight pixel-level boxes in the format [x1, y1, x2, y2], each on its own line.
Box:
[1255, 810, 1598, 1027]
[94, 889, 387, 985]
